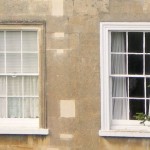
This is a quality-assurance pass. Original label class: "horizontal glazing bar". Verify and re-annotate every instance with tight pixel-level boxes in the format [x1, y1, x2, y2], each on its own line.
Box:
[110, 75, 150, 77]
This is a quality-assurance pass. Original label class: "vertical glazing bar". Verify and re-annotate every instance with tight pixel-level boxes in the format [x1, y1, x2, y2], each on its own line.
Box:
[5, 73, 7, 118]
[22, 76, 24, 118]
[4, 31, 7, 117]
[21, 31, 24, 118]
[145, 77, 147, 114]
[126, 32, 130, 120]
[143, 32, 145, 75]
[127, 77, 130, 120]
[109, 32, 112, 120]
[21, 31, 23, 74]
[126, 32, 128, 75]
[143, 32, 146, 114]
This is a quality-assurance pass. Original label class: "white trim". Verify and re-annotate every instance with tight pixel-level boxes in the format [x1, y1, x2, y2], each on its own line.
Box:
[99, 130, 150, 138]
[0, 128, 49, 135]
[0, 118, 49, 135]
[100, 22, 150, 137]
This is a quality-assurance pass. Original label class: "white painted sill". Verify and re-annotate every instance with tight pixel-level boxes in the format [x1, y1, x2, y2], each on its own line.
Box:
[99, 130, 150, 138]
[0, 118, 49, 135]
[0, 128, 49, 135]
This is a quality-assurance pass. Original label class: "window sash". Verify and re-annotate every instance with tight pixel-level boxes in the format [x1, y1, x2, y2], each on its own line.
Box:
[0, 30, 39, 120]
[100, 22, 150, 133]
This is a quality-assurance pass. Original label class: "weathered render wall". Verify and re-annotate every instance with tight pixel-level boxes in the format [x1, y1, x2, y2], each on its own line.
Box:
[0, 0, 150, 150]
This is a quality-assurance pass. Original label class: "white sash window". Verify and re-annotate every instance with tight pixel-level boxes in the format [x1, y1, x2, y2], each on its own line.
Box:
[0, 25, 48, 135]
[100, 22, 150, 138]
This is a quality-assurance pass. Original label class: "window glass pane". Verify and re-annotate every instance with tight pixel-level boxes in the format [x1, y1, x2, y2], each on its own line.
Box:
[112, 98, 128, 120]
[24, 76, 38, 96]
[6, 31, 21, 52]
[24, 98, 39, 118]
[0, 98, 6, 118]
[129, 77, 144, 97]
[0, 77, 6, 96]
[111, 54, 126, 74]
[111, 32, 126, 52]
[146, 78, 150, 98]
[7, 76, 22, 96]
[0, 54, 5, 73]
[146, 100, 150, 116]
[0, 31, 4, 52]
[128, 54, 143, 74]
[129, 99, 145, 120]
[128, 32, 143, 53]
[112, 77, 128, 97]
[8, 98, 22, 118]
[23, 53, 38, 73]
[145, 55, 150, 74]
[22, 31, 37, 52]
[6, 53, 21, 73]
[145, 33, 150, 53]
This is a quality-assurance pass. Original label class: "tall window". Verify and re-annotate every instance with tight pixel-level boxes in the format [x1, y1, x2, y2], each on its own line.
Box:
[0, 25, 48, 135]
[100, 22, 150, 137]
[0, 31, 39, 119]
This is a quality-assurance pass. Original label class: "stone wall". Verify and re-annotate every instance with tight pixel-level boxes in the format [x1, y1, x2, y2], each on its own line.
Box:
[0, 0, 150, 150]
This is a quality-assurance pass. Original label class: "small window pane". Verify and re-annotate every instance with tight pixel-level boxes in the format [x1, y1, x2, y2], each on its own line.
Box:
[128, 55, 143, 74]
[0, 54, 5, 73]
[112, 98, 128, 120]
[8, 98, 22, 118]
[145, 55, 150, 74]
[129, 99, 145, 120]
[7, 76, 22, 96]
[24, 76, 38, 96]
[0, 77, 6, 96]
[129, 78, 144, 97]
[111, 32, 126, 52]
[146, 100, 150, 116]
[22, 31, 37, 52]
[0, 98, 6, 118]
[111, 54, 126, 74]
[24, 98, 39, 118]
[0, 32, 4, 52]
[6, 31, 21, 52]
[6, 53, 21, 73]
[146, 78, 150, 98]
[112, 77, 128, 97]
[145, 33, 150, 53]
[23, 53, 38, 73]
[128, 32, 143, 53]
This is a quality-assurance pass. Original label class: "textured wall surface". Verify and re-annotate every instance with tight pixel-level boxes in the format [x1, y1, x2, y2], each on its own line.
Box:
[0, 0, 150, 150]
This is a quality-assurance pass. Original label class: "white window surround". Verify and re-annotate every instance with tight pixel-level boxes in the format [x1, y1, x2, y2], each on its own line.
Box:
[99, 22, 150, 138]
[0, 24, 48, 135]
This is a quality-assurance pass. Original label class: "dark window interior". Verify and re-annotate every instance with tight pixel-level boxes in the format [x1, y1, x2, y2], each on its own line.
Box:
[128, 32, 143, 53]
[145, 33, 150, 53]
[129, 78, 144, 97]
[130, 99, 145, 120]
[145, 55, 150, 74]
[146, 78, 150, 98]
[128, 55, 143, 74]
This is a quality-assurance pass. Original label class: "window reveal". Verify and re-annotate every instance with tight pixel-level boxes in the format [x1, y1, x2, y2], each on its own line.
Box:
[111, 32, 150, 121]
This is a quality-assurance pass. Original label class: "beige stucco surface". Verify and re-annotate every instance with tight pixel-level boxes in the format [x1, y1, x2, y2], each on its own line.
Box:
[0, 0, 150, 149]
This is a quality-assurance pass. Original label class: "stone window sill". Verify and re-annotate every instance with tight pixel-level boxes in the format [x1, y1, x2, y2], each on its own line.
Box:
[0, 128, 49, 135]
[99, 130, 150, 138]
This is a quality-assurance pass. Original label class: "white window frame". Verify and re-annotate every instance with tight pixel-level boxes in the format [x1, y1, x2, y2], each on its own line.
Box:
[99, 22, 150, 138]
[0, 24, 48, 135]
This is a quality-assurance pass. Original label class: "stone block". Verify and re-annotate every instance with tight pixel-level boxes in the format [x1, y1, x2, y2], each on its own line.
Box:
[60, 100, 75, 118]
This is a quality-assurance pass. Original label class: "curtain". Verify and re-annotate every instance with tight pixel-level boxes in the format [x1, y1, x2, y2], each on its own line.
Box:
[7, 76, 38, 118]
[111, 32, 128, 119]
